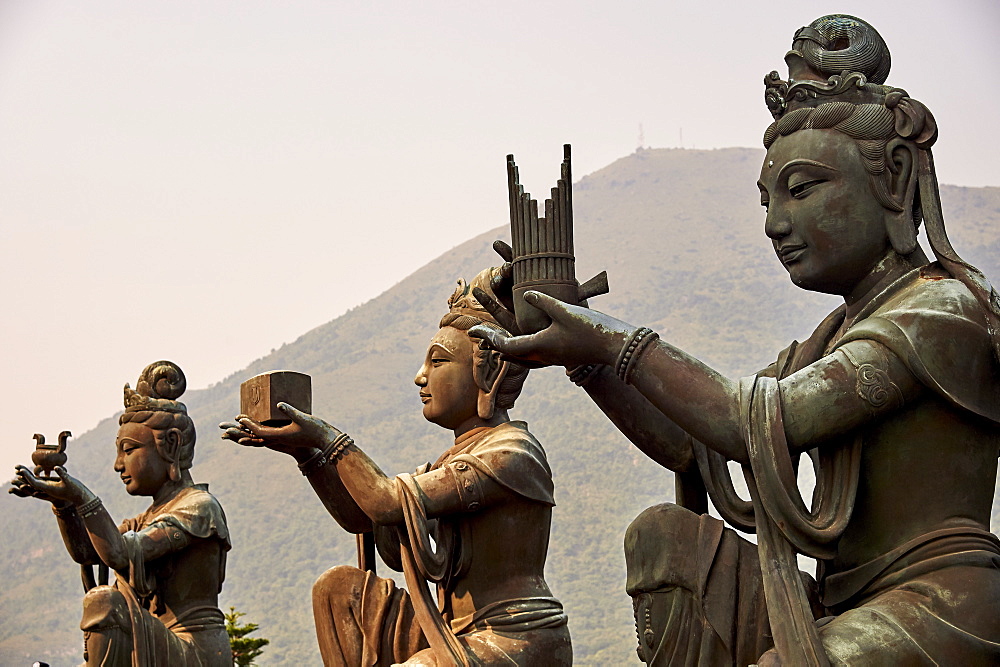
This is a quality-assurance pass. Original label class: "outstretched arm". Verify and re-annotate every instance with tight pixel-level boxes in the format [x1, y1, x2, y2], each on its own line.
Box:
[471, 291, 747, 461]
[573, 364, 696, 473]
[9, 466, 183, 572]
[221, 406, 373, 534]
[472, 291, 921, 463]
[226, 404, 509, 527]
[9, 468, 101, 565]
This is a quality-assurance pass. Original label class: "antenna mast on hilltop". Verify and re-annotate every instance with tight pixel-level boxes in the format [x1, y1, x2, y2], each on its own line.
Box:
[637, 123, 645, 151]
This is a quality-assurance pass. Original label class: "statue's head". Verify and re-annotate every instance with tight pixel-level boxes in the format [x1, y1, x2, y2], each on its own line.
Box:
[415, 267, 529, 431]
[758, 15, 938, 295]
[115, 361, 195, 495]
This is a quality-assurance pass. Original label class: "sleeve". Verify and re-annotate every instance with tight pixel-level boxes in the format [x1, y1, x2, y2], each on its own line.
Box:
[147, 489, 231, 549]
[778, 339, 920, 450]
[450, 426, 555, 506]
[403, 462, 504, 518]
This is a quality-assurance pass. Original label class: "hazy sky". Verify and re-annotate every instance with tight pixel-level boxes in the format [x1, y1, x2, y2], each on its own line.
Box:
[2, 0, 998, 474]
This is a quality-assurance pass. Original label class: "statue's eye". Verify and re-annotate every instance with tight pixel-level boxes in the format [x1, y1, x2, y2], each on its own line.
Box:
[789, 179, 824, 198]
[431, 357, 449, 366]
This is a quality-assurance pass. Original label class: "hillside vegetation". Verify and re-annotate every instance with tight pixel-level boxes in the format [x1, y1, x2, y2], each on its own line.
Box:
[2, 147, 998, 665]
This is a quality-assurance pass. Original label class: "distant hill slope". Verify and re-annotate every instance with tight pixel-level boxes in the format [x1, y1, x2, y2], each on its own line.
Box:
[3, 147, 998, 665]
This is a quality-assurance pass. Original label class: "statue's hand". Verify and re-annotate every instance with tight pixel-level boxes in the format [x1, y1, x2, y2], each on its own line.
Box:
[219, 402, 341, 456]
[10, 465, 92, 506]
[470, 241, 520, 335]
[468, 290, 632, 367]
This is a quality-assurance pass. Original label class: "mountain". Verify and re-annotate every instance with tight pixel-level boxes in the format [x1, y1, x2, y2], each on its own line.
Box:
[3, 147, 999, 665]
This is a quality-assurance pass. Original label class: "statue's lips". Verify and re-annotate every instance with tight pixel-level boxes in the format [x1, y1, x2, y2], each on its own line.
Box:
[419, 393, 431, 404]
[120, 475, 132, 485]
[778, 244, 807, 263]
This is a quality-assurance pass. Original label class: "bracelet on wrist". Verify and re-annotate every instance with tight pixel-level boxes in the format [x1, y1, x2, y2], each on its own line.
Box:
[298, 433, 355, 476]
[615, 327, 660, 384]
[52, 503, 77, 518]
[566, 364, 602, 387]
[77, 496, 104, 518]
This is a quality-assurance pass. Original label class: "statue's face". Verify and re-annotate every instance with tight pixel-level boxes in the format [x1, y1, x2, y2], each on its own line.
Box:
[414, 326, 480, 431]
[759, 129, 891, 295]
[114, 421, 171, 496]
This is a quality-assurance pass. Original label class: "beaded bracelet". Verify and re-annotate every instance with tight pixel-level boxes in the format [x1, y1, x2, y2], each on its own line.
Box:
[52, 503, 77, 518]
[615, 327, 660, 384]
[298, 433, 355, 476]
[77, 496, 104, 518]
[328, 433, 354, 461]
[566, 364, 602, 387]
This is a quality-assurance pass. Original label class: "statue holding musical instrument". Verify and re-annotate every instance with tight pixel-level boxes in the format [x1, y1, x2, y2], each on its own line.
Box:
[472, 15, 1000, 665]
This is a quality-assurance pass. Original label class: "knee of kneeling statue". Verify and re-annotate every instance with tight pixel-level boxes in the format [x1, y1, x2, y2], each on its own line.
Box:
[80, 586, 130, 633]
[625, 503, 707, 596]
[312, 564, 369, 609]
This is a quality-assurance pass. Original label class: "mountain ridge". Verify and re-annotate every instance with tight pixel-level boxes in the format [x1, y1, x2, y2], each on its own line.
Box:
[3, 147, 998, 665]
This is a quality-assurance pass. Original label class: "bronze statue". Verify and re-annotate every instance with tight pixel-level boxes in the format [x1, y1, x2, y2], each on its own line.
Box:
[9, 361, 232, 666]
[220, 269, 572, 666]
[471, 15, 1000, 666]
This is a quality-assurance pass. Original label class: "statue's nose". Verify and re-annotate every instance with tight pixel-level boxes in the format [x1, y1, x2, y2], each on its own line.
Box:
[765, 209, 792, 239]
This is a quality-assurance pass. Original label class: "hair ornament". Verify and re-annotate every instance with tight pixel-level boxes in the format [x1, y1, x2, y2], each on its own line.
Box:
[124, 360, 188, 414]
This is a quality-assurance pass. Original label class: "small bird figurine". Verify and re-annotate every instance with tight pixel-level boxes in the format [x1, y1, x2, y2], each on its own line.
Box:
[31, 431, 71, 479]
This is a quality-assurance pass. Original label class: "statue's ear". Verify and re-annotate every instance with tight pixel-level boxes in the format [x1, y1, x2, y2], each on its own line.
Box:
[160, 428, 183, 482]
[885, 139, 919, 256]
[473, 343, 509, 420]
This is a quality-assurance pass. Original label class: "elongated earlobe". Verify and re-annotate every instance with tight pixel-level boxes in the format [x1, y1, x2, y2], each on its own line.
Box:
[161, 428, 183, 482]
[885, 140, 919, 256]
[474, 346, 509, 419]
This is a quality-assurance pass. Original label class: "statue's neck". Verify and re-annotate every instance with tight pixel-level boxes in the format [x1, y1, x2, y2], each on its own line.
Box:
[150, 472, 194, 507]
[452, 410, 509, 441]
[843, 251, 918, 322]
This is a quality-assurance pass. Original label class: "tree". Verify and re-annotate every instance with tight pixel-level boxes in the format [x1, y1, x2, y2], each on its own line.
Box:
[225, 606, 270, 666]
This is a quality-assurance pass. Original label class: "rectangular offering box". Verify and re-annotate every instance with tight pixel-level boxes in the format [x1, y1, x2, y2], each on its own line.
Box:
[240, 371, 312, 426]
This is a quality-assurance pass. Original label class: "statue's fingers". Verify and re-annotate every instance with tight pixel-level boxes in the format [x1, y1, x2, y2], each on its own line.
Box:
[523, 290, 574, 321]
[472, 287, 519, 335]
[467, 324, 509, 352]
[16, 466, 41, 484]
[276, 402, 310, 424]
[220, 426, 250, 442]
[236, 436, 265, 447]
[236, 416, 269, 437]
[218, 421, 243, 431]
[469, 324, 548, 363]
[493, 239, 514, 263]
[8, 484, 33, 497]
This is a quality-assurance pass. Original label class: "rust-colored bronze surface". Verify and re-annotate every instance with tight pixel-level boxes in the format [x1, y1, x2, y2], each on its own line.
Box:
[240, 371, 312, 426]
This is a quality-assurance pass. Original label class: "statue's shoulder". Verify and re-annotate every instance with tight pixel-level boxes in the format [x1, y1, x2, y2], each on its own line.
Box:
[149, 484, 231, 545]
[168, 483, 225, 513]
[474, 420, 542, 449]
[878, 264, 985, 321]
[455, 421, 555, 506]
[840, 264, 1000, 422]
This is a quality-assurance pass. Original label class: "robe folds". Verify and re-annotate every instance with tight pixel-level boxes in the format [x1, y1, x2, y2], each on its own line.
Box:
[313, 422, 571, 667]
[628, 265, 1000, 665]
[82, 484, 232, 667]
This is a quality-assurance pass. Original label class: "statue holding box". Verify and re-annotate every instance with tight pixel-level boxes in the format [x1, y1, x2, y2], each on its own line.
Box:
[10, 361, 232, 666]
[221, 270, 572, 666]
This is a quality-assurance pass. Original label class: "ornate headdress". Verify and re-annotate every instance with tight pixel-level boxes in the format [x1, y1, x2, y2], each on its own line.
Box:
[123, 360, 188, 415]
[763, 14, 1000, 363]
[440, 266, 507, 333]
[763, 15, 936, 148]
